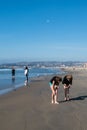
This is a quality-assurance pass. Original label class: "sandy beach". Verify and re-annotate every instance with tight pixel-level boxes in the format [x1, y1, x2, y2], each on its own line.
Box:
[0, 69, 87, 130]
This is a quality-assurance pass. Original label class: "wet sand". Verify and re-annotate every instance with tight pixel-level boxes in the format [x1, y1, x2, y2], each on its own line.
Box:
[0, 70, 87, 130]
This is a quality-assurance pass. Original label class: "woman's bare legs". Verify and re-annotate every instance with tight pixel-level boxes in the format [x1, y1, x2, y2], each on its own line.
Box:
[50, 85, 59, 104]
[54, 88, 59, 104]
[50, 86, 55, 103]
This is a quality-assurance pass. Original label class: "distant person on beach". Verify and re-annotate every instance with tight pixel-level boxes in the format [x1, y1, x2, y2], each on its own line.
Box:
[24, 66, 29, 86]
[12, 66, 15, 80]
[49, 76, 62, 104]
[62, 75, 73, 101]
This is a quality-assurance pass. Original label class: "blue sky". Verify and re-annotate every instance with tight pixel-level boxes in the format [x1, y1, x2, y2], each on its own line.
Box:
[0, 0, 87, 62]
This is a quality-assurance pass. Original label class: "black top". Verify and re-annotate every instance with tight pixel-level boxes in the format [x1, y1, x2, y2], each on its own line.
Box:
[62, 76, 72, 85]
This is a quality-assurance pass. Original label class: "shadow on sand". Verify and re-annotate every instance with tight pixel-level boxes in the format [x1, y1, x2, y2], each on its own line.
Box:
[70, 95, 87, 101]
[60, 95, 87, 103]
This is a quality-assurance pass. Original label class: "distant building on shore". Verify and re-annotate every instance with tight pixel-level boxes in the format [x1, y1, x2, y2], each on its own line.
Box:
[83, 63, 87, 68]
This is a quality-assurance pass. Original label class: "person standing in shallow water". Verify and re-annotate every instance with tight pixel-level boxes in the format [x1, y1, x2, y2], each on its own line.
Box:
[49, 76, 62, 104]
[11, 66, 16, 90]
[12, 66, 15, 80]
[62, 75, 73, 101]
[24, 66, 29, 86]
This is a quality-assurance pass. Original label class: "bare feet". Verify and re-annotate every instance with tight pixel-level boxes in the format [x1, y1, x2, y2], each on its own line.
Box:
[55, 101, 59, 104]
[51, 100, 54, 104]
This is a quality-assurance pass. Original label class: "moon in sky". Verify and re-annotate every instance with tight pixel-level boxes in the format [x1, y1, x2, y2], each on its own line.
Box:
[46, 19, 50, 23]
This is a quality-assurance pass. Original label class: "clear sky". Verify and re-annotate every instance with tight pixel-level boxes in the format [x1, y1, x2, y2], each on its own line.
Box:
[0, 0, 87, 63]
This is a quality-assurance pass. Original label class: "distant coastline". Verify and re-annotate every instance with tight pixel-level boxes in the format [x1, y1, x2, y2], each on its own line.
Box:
[0, 61, 86, 69]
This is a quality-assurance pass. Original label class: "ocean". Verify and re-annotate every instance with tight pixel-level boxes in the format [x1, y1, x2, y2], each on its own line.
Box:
[0, 67, 65, 95]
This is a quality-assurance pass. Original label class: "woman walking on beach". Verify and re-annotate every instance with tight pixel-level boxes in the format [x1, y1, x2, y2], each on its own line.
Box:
[62, 75, 73, 101]
[24, 66, 29, 86]
[49, 76, 62, 104]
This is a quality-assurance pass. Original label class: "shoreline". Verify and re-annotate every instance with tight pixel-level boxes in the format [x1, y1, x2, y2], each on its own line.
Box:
[0, 68, 66, 96]
[0, 66, 86, 96]
[0, 67, 64, 96]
